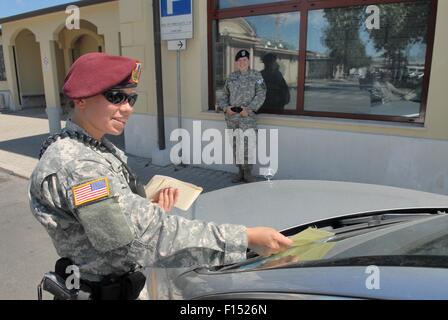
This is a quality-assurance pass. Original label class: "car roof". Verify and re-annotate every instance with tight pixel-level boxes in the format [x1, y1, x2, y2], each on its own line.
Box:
[176, 180, 448, 230]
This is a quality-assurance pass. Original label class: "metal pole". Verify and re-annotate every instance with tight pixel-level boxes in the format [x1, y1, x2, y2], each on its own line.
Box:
[153, 0, 166, 150]
[177, 49, 182, 130]
[175, 48, 186, 168]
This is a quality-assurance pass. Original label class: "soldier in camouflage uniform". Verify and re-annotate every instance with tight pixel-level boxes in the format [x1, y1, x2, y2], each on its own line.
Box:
[219, 49, 266, 183]
[28, 53, 291, 300]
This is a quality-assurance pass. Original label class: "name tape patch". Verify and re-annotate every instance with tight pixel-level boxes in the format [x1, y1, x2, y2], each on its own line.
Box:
[72, 177, 110, 207]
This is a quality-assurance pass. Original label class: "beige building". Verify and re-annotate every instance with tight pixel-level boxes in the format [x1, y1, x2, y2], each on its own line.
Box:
[1, 0, 448, 195]
[0, 28, 9, 108]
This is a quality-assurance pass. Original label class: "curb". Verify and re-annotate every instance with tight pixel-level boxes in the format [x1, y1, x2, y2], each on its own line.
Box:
[0, 166, 30, 180]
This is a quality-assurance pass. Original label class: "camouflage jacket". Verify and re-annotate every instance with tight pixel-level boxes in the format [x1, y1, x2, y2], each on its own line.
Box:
[219, 69, 266, 116]
[28, 120, 248, 280]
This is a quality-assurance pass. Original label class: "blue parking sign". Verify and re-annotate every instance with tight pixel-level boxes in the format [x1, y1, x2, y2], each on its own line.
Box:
[161, 0, 192, 17]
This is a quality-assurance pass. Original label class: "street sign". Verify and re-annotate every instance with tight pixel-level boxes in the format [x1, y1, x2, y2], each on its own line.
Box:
[168, 39, 187, 51]
[160, 0, 193, 41]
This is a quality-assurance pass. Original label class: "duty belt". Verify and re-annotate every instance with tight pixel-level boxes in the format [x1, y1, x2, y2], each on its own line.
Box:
[38, 258, 146, 300]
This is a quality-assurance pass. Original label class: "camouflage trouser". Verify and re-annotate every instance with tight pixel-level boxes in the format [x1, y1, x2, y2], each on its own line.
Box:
[225, 115, 257, 170]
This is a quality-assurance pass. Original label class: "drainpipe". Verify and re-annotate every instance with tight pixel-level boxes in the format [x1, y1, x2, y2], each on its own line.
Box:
[12, 46, 22, 106]
[152, 0, 166, 150]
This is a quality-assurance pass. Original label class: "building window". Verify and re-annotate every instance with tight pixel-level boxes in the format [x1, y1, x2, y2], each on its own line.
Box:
[0, 45, 6, 81]
[208, 0, 437, 124]
[213, 12, 300, 113]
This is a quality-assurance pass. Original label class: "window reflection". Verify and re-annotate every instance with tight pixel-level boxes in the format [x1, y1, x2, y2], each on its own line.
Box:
[214, 12, 300, 113]
[218, 0, 287, 9]
[305, 2, 430, 118]
[259, 52, 291, 112]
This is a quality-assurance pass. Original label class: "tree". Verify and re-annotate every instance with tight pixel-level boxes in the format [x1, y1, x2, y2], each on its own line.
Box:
[362, 1, 430, 80]
[322, 7, 371, 79]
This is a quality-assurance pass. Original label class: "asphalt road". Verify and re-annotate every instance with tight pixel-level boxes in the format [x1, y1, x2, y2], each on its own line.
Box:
[0, 169, 57, 300]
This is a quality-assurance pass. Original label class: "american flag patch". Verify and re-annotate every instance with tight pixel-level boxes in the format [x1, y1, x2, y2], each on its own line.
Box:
[72, 178, 110, 207]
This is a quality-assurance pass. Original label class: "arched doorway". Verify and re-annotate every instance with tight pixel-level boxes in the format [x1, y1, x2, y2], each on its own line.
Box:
[71, 34, 103, 62]
[14, 29, 46, 109]
[54, 20, 105, 116]
[53, 20, 125, 148]
[55, 19, 104, 74]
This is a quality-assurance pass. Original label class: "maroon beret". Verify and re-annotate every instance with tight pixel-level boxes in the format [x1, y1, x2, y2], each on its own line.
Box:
[63, 52, 142, 99]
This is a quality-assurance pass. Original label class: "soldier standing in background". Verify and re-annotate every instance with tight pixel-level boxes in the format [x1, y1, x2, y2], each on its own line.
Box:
[28, 52, 291, 300]
[219, 49, 266, 183]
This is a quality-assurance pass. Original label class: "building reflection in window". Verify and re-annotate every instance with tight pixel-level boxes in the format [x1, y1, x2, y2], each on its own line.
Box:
[213, 12, 300, 114]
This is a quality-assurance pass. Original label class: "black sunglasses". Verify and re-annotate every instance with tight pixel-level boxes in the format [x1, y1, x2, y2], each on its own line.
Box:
[103, 90, 138, 107]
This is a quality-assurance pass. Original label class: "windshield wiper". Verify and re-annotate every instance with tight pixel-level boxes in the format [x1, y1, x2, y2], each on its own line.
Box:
[327, 214, 434, 240]
[282, 210, 445, 240]
[284, 255, 448, 269]
[210, 255, 448, 274]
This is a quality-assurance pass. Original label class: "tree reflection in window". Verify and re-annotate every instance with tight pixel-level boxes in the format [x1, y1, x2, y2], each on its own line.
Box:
[305, 2, 430, 118]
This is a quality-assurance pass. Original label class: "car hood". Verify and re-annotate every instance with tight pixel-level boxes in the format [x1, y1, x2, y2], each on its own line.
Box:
[177, 265, 448, 300]
[175, 180, 448, 230]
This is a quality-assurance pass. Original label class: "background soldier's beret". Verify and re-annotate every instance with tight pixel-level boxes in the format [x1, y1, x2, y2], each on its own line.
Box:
[235, 49, 250, 61]
[63, 52, 142, 99]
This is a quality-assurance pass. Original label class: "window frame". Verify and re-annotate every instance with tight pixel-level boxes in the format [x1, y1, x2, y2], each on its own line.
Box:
[208, 0, 438, 124]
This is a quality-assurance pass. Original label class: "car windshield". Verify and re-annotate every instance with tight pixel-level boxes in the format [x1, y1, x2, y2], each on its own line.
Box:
[220, 210, 448, 272]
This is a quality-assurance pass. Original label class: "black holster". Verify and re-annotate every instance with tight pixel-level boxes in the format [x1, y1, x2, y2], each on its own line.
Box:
[54, 258, 146, 300]
[82, 271, 146, 300]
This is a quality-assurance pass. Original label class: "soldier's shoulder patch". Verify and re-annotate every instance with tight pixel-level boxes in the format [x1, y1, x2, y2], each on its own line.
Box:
[257, 78, 264, 84]
[72, 177, 110, 207]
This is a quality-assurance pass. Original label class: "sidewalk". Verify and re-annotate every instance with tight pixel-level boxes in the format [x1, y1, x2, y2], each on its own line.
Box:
[0, 108, 242, 192]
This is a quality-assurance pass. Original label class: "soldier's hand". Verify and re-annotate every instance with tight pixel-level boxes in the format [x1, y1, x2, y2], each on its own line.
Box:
[153, 188, 179, 213]
[240, 107, 250, 117]
[226, 107, 236, 116]
[246, 227, 293, 257]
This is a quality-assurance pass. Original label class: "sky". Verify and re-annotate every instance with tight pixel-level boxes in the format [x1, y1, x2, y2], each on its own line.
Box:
[245, 12, 300, 50]
[0, 0, 76, 19]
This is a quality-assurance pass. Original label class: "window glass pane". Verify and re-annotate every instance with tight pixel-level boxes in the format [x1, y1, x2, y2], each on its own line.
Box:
[0, 45, 6, 81]
[218, 0, 287, 9]
[305, 2, 430, 118]
[214, 12, 300, 113]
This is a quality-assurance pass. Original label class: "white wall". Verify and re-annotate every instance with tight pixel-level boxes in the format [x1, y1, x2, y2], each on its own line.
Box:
[125, 115, 448, 196]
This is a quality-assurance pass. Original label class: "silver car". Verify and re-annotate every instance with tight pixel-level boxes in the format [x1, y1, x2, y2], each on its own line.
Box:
[148, 180, 448, 300]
